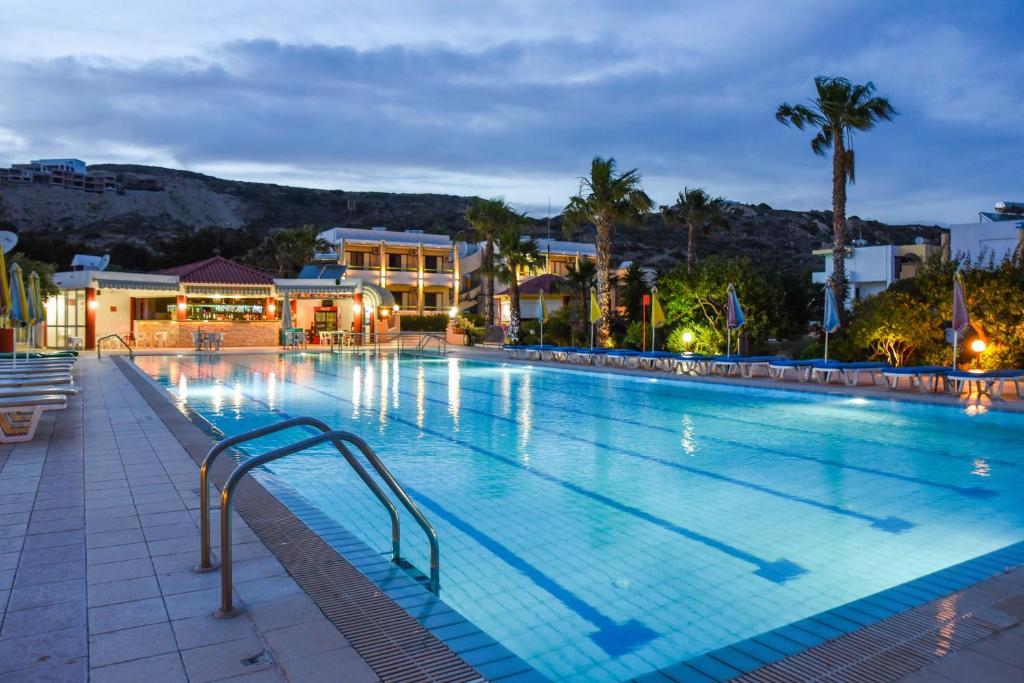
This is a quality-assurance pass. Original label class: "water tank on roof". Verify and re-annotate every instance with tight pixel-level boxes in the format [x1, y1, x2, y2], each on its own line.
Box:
[994, 201, 1024, 215]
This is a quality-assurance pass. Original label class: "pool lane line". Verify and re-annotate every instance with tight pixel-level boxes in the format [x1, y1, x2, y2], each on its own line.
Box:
[286, 357, 916, 530]
[403, 485, 660, 657]
[477, 359, 1024, 473]
[187, 356, 809, 584]
[389, 358, 1000, 500]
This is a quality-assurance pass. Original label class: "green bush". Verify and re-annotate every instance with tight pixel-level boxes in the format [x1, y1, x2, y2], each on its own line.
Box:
[399, 314, 449, 332]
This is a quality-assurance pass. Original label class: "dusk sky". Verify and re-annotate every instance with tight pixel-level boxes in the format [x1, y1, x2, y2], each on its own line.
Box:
[1, 0, 1020, 225]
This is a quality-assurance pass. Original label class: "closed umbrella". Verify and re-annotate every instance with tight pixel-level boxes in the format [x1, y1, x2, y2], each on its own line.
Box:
[951, 272, 970, 369]
[589, 287, 601, 349]
[26, 271, 40, 349]
[8, 263, 27, 367]
[725, 283, 745, 357]
[650, 286, 665, 351]
[0, 248, 10, 327]
[29, 272, 43, 351]
[823, 283, 841, 361]
[538, 289, 547, 347]
[281, 292, 292, 345]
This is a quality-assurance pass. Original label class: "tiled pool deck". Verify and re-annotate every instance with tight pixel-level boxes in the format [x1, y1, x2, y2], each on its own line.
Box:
[3, 348, 1023, 682]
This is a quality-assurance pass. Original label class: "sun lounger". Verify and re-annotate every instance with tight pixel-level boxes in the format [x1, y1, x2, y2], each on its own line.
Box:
[634, 351, 678, 371]
[569, 348, 609, 365]
[603, 350, 643, 368]
[502, 345, 528, 359]
[527, 345, 561, 361]
[0, 374, 74, 387]
[671, 354, 716, 375]
[550, 347, 579, 362]
[0, 394, 69, 443]
[811, 361, 890, 386]
[948, 369, 1024, 400]
[882, 366, 950, 392]
[767, 359, 829, 382]
[0, 386, 78, 398]
[711, 355, 782, 378]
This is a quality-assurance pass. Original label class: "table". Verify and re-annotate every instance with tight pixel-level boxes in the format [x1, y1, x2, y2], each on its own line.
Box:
[192, 331, 224, 352]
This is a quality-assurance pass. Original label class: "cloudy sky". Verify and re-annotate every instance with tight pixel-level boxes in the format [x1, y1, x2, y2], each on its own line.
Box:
[1, 1, 1020, 224]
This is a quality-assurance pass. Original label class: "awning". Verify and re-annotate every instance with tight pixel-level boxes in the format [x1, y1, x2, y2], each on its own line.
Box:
[185, 286, 272, 296]
[275, 284, 358, 296]
[95, 278, 179, 292]
[361, 283, 396, 309]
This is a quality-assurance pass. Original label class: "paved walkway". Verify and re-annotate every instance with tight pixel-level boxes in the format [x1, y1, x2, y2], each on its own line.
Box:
[0, 357, 378, 682]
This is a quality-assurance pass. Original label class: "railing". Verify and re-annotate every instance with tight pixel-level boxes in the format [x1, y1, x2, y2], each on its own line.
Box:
[194, 417, 439, 617]
[395, 332, 447, 358]
[96, 334, 133, 360]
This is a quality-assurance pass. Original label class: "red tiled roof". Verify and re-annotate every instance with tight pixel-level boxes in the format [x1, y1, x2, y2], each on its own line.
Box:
[496, 273, 565, 296]
[155, 256, 274, 285]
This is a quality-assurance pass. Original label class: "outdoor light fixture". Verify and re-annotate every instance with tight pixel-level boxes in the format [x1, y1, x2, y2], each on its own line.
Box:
[352, 303, 361, 314]
[267, 303, 276, 313]
[88, 300, 98, 311]
[178, 302, 187, 311]
[682, 331, 694, 344]
[394, 305, 400, 312]
[448, 306, 458, 318]
[381, 308, 390, 317]
[971, 339, 987, 354]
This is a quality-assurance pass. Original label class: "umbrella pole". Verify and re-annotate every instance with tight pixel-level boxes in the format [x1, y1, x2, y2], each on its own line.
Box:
[824, 331, 829, 362]
[952, 332, 958, 370]
[727, 327, 731, 359]
[540, 318, 543, 347]
[590, 322, 594, 350]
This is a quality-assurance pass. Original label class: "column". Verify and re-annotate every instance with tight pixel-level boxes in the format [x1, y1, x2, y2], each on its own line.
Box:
[417, 243, 425, 314]
[379, 242, 387, 286]
[353, 293, 363, 335]
[176, 294, 188, 321]
[85, 287, 97, 350]
[452, 245, 461, 311]
[265, 296, 276, 321]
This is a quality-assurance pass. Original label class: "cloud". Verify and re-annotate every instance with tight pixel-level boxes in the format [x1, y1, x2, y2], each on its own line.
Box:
[0, 0, 1020, 224]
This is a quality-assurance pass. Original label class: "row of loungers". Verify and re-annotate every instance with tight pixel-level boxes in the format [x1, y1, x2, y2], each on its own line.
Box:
[502, 345, 1024, 399]
[0, 351, 79, 442]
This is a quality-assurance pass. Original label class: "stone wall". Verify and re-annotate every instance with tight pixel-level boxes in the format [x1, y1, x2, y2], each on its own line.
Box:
[134, 320, 280, 348]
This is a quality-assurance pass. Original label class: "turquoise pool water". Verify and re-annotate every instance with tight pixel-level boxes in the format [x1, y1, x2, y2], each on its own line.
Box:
[137, 352, 1024, 682]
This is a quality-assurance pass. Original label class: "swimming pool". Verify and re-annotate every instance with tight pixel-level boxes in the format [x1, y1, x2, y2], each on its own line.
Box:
[137, 352, 1024, 682]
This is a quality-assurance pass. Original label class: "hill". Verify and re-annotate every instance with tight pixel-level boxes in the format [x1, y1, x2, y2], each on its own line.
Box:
[0, 164, 944, 273]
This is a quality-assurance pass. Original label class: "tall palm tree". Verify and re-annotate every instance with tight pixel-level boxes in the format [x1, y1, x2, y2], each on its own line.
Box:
[464, 197, 514, 327]
[674, 188, 728, 273]
[776, 76, 895, 308]
[563, 156, 653, 344]
[494, 222, 542, 344]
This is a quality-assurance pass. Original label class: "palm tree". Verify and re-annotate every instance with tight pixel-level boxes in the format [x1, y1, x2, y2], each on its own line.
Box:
[494, 222, 542, 344]
[674, 188, 729, 273]
[776, 76, 895, 308]
[563, 157, 653, 344]
[464, 198, 514, 327]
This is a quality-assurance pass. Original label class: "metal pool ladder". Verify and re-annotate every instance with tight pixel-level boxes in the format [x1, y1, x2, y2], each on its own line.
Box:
[96, 333, 133, 360]
[193, 416, 440, 618]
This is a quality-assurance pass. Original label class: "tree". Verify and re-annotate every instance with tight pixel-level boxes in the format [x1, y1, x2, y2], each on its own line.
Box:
[9, 253, 58, 298]
[493, 221, 542, 344]
[563, 156, 653, 344]
[776, 77, 895, 311]
[245, 225, 330, 276]
[464, 198, 515, 328]
[561, 257, 597, 344]
[674, 188, 729, 273]
[847, 289, 941, 366]
[620, 261, 648, 322]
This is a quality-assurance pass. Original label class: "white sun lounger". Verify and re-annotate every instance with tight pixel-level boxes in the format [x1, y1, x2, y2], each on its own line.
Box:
[0, 394, 69, 443]
[0, 375, 74, 388]
[811, 362, 890, 387]
[947, 370, 1024, 400]
[0, 386, 78, 398]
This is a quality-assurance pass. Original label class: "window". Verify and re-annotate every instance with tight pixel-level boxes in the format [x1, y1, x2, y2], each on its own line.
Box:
[424, 292, 440, 310]
[346, 251, 365, 268]
[388, 253, 403, 270]
[424, 255, 440, 272]
[45, 289, 87, 348]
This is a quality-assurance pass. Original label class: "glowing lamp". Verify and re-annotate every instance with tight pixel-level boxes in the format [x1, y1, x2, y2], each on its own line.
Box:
[448, 306, 458, 318]
[177, 302, 187, 311]
[394, 304, 400, 312]
[352, 303, 361, 314]
[381, 308, 390, 317]
[88, 300, 98, 311]
[971, 339, 987, 354]
[682, 331, 694, 344]
[267, 303, 276, 313]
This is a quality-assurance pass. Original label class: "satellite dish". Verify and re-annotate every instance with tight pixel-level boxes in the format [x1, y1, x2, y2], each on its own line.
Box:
[0, 231, 17, 254]
[98, 254, 111, 271]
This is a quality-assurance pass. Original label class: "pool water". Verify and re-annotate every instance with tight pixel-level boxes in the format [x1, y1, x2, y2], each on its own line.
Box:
[137, 353, 1024, 682]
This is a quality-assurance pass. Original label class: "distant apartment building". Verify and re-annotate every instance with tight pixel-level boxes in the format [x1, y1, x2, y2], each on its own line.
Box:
[0, 159, 163, 194]
[948, 202, 1024, 264]
[318, 227, 462, 315]
[317, 226, 599, 319]
[812, 240, 944, 307]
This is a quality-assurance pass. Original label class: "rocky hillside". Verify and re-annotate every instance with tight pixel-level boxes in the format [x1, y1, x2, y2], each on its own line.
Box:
[0, 164, 943, 274]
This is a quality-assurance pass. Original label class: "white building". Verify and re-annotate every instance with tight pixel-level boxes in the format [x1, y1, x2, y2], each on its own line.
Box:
[948, 202, 1024, 264]
[812, 241, 942, 307]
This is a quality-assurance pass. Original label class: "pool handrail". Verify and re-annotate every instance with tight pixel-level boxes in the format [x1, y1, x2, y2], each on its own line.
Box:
[193, 417, 440, 617]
